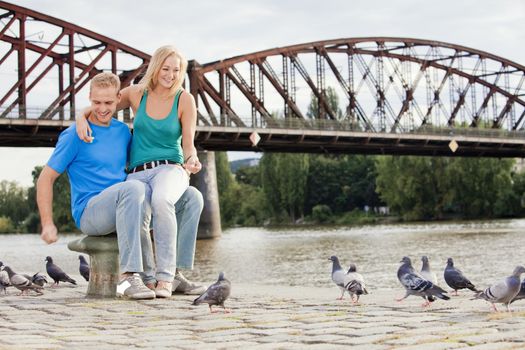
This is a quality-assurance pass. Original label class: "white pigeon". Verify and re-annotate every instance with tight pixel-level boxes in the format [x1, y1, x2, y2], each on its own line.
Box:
[0, 261, 11, 294]
[346, 263, 369, 302]
[329, 256, 368, 303]
[420, 256, 438, 285]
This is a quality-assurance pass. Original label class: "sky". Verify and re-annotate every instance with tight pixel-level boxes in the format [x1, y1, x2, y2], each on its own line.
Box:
[2, 0, 525, 187]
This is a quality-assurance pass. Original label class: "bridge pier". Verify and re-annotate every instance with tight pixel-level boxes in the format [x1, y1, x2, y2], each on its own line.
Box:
[191, 151, 222, 239]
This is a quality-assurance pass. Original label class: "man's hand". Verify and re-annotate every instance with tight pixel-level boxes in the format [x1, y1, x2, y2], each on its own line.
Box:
[41, 224, 58, 244]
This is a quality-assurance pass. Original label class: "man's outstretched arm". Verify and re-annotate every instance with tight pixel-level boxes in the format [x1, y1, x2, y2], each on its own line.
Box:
[36, 166, 61, 244]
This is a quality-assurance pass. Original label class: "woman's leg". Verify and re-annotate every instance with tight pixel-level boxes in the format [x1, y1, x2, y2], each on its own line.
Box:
[148, 164, 189, 282]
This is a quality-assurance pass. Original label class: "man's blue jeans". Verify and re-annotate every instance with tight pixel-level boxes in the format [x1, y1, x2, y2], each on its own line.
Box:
[79, 181, 203, 283]
[79, 180, 148, 275]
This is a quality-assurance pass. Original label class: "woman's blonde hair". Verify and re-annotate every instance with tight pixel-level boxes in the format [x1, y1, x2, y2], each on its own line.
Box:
[139, 45, 188, 96]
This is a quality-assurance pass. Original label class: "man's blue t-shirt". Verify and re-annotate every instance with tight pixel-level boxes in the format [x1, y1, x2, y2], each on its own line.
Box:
[47, 119, 131, 228]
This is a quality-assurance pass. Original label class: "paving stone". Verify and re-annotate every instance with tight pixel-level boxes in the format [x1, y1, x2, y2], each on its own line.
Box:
[1, 284, 525, 348]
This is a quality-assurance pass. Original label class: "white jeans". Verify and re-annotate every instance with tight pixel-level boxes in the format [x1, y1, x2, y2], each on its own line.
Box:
[127, 164, 189, 282]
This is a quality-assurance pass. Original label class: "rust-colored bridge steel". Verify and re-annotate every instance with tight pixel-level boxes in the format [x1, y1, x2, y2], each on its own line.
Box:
[1, 1, 525, 157]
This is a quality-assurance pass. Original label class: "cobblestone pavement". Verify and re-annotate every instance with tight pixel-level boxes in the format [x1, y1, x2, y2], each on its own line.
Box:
[1, 278, 525, 349]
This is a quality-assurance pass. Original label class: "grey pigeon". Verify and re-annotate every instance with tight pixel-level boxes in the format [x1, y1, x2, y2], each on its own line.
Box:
[192, 272, 231, 313]
[329, 256, 367, 302]
[345, 263, 369, 302]
[420, 256, 438, 285]
[511, 279, 525, 304]
[31, 273, 48, 287]
[474, 265, 525, 312]
[397, 256, 450, 307]
[45, 256, 76, 286]
[0, 261, 11, 294]
[22, 272, 48, 287]
[0, 265, 43, 295]
[79, 255, 90, 281]
[444, 257, 479, 295]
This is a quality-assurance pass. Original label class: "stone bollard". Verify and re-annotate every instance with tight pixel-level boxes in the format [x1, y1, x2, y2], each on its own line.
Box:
[68, 233, 119, 298]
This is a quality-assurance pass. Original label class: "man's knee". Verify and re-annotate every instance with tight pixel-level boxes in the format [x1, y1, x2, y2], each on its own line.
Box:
[184, 186, 203, 211]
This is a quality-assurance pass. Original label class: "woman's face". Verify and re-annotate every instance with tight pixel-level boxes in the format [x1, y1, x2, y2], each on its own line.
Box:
[156, 54, 181, 89]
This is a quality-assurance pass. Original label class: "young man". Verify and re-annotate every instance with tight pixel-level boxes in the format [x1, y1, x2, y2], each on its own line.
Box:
[37, 72, 155, 299]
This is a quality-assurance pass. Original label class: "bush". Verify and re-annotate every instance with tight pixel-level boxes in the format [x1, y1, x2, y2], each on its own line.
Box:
[312, 204, 333, 223]
[0, 216, 14, 233]
[335, 209, 377, 225]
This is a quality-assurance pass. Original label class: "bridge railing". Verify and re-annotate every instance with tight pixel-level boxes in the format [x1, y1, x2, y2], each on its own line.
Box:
[211, 113, 525, 140]
[3, 105, 525, 141]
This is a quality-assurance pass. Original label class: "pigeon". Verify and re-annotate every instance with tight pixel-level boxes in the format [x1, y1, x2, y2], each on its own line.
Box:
[0, 265, 43, 295]
[0, 261, 11, 294]
[45, 256, 76, 286]
[474, 265, 525, 312]
[31, 273, 48, 287]
[79, 255, 90, 281]
[397, 256, 450, 307]
[192, 272, 231, 313]
[420, 256, 438, 285]
[511, 279, 525, 304]
[345, 263, 369, 302]
[329, 256, 367, 302]
[22, 273, 47, 287]
[444, 257, 479, 295]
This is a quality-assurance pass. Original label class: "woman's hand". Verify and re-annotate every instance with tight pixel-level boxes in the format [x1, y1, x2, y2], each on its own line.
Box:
[75, 108, 93, 143]
[184, 155, 202, 175]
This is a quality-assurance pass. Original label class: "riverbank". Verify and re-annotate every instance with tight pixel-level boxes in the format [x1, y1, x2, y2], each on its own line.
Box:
[1, 278, 524, 349]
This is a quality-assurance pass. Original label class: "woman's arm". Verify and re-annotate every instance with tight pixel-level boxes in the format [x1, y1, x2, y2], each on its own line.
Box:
[75, 85, 141, 142]
[179, 91, 201, 174]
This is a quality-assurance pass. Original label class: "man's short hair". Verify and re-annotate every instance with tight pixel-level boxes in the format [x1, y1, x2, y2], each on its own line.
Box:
[90, 72, 121, 93]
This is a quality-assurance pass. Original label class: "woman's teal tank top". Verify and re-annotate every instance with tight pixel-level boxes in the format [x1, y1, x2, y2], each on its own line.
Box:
[129, 89, 184, 169]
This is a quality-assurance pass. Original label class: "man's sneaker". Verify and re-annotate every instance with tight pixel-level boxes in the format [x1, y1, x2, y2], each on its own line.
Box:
[173, 271, 206, 295]
[116, 274, 156, 300]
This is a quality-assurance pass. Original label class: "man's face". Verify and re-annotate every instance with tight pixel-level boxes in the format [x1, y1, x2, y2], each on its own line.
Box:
[88, 86, 120, 126]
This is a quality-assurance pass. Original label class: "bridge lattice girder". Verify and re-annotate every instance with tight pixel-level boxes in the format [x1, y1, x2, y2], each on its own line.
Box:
[190, 37, 525, 133]
[2, 1, 525, 157]
[0, 1, 149, 121]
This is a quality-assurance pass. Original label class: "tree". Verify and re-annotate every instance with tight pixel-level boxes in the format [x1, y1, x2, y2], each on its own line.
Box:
[305, 154, 381, 214]
[444, 158, 515, 218]
[25, 166, 76, 232]
[0, 180, 30, 229]
[260, 152, 309, 222]
[306, 86, 343, 119]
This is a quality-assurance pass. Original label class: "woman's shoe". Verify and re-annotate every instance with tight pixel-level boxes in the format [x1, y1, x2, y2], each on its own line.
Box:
[155, 281, 173, 298]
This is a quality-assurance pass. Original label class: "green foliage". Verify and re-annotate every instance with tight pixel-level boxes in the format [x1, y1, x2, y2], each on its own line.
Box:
[27, 166, 76, 232]
[260, 152, 309, 222]
[0, 216, 14, 233]
[334, 209, 378, 226]
[216, 153, 267, 227]
[306, 86, 343, 119]
[444, 158, 514, 218]
[235, 165, 261, 187]
[0, 180, 30, 227]
[375, 156, 518, 221]
[305, 154, 381, 214]
[311, 204, 333, 223]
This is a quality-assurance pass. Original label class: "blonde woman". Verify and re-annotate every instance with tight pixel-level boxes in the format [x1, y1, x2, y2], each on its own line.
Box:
[76, 46, 204, 298]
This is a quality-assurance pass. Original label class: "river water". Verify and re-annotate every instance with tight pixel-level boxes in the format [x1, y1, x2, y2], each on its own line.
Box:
[1, 219, 524, 291]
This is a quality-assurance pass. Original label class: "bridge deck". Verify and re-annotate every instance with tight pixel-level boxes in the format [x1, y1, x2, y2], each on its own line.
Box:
[1, 118, 524, 157]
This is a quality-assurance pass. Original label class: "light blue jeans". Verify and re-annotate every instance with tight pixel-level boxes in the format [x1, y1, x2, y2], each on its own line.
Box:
[79, 180, 149, 275]
[127, 164, 192, 282]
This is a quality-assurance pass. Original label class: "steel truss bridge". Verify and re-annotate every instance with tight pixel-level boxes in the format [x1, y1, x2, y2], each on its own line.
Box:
[1, 1, 525, 157]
